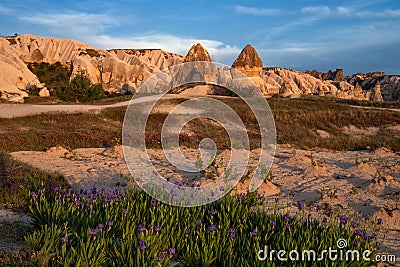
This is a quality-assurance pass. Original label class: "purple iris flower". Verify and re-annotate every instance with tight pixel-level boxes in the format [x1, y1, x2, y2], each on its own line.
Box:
[251, 230, 257, 237]
[168, 248, 176, 256]
[208, 225, 216, 233]
[138, 225, 146, 234]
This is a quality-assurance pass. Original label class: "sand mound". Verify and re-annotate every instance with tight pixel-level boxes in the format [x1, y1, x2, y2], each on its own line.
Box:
[342, 125, 379, 137]
[373, 147, 396, 157]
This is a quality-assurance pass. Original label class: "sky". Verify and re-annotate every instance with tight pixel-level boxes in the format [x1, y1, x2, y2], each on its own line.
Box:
[0, 0, 399, 75]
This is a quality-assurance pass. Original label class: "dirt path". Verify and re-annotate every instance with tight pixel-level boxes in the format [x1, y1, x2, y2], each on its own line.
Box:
[0, 94, 178, 118]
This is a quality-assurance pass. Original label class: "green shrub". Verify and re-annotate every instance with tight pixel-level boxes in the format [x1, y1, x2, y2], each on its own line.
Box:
[54, 70, 106, 102]
[27, 62, 71, 92]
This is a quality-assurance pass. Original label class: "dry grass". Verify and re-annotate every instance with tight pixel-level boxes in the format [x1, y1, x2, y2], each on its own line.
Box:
[0, 96, 399, 153]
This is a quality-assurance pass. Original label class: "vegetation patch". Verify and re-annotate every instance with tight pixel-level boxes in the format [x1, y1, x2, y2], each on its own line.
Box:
[0, 152, 68, 210]
[25, 187, 381, 266]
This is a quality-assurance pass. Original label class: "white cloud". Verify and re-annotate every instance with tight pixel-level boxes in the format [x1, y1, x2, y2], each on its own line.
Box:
[0, 4, 12, 14]
[356, 9, 400, 18]
[301, 6, 331, 16]
[337, 6, 352, 16]
[18, 11, 117, 36]
[235, 5, 282, 16]
[90, 34, 241, 64]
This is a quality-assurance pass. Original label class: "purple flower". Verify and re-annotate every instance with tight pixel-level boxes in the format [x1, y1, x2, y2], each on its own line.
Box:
[258, 193, 263, 200]
[153, 225, 161, 233]
[284, 214, 290, 223]
[316, 205, 321, 211]
[210, 210, 216, 217]
[139, 240, 146, 253]
[377, 218, 383, 225]
[219, 185, 224, 191]
[168, 247, 176, 256]
[61, 236, 68, 245]
[98, 223, 104, 230]
[289, 190, 295, 197]
[107, 221, 113, 229]
[374, 241, 380, 248]
[30, 192, 37, 200]
[229, 228, 236, 239]
[237, 195, 243, 203]
[66, 192, 71, 198]
[157, 255, 163, 261]
[272, 220, 277, 227]
[286, 224, 294, 233]
[354, 239, 359, 247]
[208, 225, 216, 233]
[151, 198, 157, 207]
[138, 225, 146, 234]
[91, 186, 97, 194]
[75, 200, 81, 207]
[90, 229, 97, 237]
[85, 202, 90, 209]
[196, 220, 202, 227]
[296, 200, 303, 210]
[251, 230, 257, 237]
[185, 229, 190, 235]
[350, 221, 356, 228]
[183, 179, 189, 186]
[123, 209, 128, 215]
[323, 217, 328, 224]
[340, 215, 348, 226]
[54, 187, 60, 193]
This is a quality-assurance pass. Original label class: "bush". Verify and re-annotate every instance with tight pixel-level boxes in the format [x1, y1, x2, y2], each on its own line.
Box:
[54, 70, 106, 102]
[27, 62, 71, 92]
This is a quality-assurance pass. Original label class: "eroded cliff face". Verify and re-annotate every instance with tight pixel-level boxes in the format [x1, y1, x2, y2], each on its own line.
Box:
[0, 34, 398, 102]
[0, 34, 184, 101]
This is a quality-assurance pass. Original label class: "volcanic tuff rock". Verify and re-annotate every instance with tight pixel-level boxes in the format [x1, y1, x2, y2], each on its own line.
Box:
[0, 34, 399, 102]
[0, 34, 184, 101]
[183, 43, 212, 62]
[232, 44, 263, 77]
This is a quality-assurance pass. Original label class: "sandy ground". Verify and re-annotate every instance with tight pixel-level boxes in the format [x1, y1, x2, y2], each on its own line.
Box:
[8, 145, 400, 261]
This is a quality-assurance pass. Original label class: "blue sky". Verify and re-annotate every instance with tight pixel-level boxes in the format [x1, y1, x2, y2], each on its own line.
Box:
[1, 0, 400, 74]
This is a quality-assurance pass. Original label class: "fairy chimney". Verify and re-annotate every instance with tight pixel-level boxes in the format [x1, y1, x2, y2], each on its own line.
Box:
[370, 81, 383, 101]
[184, 43, 212, 62]
[232, 44, 263, 77]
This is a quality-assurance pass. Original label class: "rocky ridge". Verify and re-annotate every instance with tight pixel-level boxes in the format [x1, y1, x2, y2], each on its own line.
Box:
[0, 34, 399, 102]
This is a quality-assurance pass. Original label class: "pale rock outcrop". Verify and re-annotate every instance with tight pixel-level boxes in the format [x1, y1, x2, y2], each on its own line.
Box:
[0, 34, 184, 101]
[39, 87, 50, 97]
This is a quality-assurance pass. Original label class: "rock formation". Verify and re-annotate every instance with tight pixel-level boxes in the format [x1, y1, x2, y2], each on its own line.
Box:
[183, 43, 212, 62]
[0, 34, 184, 101]
[370, 81, 383, 101]
[0, 34, 399, 102]
[232, 44, 263, 77]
